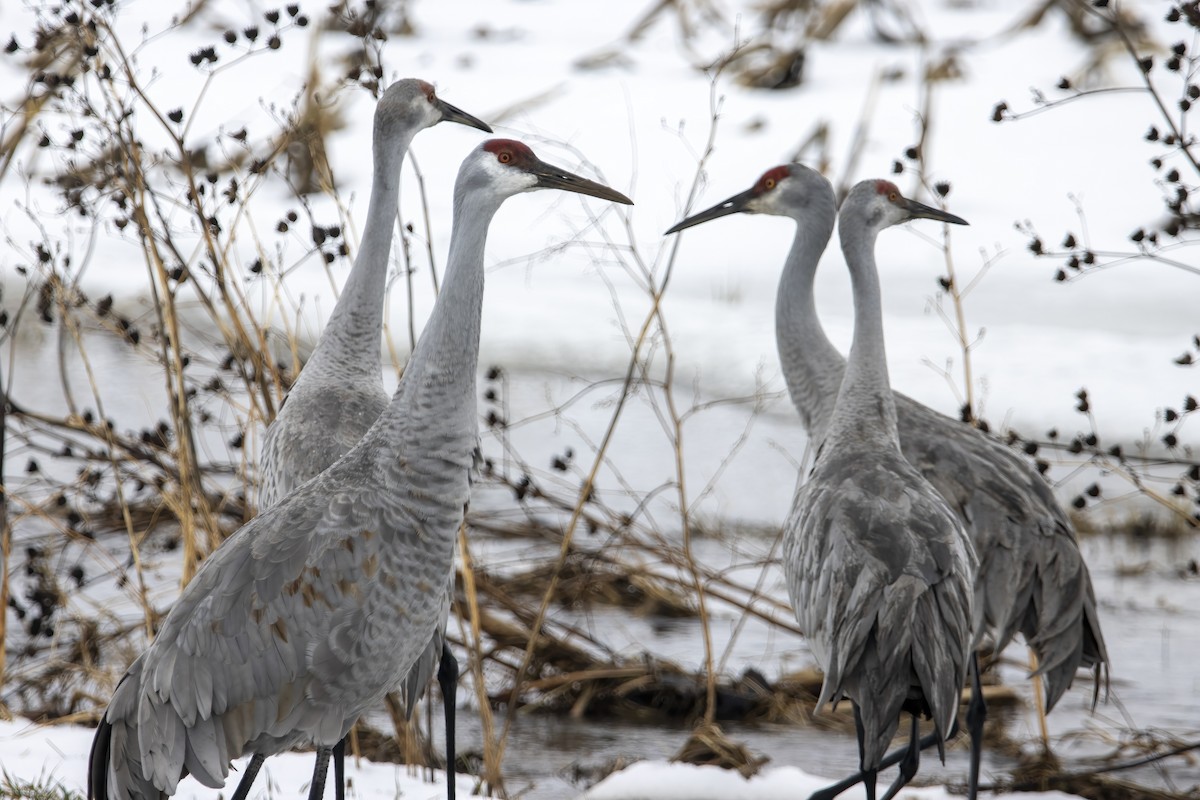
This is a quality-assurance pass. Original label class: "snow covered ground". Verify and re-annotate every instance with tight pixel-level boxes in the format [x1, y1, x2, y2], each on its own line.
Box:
[0, 716, 1090, 800]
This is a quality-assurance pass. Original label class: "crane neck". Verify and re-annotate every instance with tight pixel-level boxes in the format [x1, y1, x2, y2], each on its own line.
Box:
[302, 125, 415, 383]
[774, 214, 844, 448]
[822, 218, 900, 455]
[370, 172, 500, 440]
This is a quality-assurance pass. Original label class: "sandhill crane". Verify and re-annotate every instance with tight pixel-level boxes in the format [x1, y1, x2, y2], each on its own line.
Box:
[255, 78, 489, 800]
[765, 178, 978, 800]
[667, 163, 1107, 779]
[87, 138, 632, 800]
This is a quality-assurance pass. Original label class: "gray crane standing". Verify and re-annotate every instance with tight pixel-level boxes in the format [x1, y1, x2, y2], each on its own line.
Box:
[798, 178, 975, 800]
[87, 138, 632, 800]
[682, 176, 977, 800]
[255, 78, 489, 800]
[667, 162, 1107, 786]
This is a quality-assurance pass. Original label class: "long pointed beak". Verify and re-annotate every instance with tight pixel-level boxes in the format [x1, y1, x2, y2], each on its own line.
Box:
[665, 188, 756, 234]
[900, 196, 968, 226]
[436, 98, 492, 133]
[532, 160, 633, 205]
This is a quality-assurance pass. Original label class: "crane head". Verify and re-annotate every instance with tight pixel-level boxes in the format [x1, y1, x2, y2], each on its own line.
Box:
[377, 79, 492, 136]
[665, 163, 834, 234]
[468, 139, 633, 204]
[842, 179, 968, 232]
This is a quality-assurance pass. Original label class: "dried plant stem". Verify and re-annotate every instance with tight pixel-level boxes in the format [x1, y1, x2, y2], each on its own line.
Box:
[1029, 649, 1050, 751]
[0, 357, 9, 690]
[494, 77, 727, 764]
[457, 524, 505, 795]
[58, 287, 156, 637]
[939, 231, 973, 415]
[835, 68, 882, 201]
[912, 57, 978, 420]
[665, 354, 717, 723]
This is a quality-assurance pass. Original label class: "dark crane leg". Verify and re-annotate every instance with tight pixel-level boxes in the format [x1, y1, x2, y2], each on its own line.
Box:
[966, 654, 987, 800]
[308, 745, 332, 800]
[808, 654, 988, 800]
[879, 714, 921, 800]
[806, 714, 966, 800]
[856, 703, 878, 800]
[439, 643, 460, 800]
[333, 736, 347, 800]
[228, 754, 266, 800]
[807, 703, 881, 800]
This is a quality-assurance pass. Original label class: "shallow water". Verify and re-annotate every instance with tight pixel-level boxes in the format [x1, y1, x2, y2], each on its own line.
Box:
[3, 334, 1198, 797]
[373, 533, 1200, 800]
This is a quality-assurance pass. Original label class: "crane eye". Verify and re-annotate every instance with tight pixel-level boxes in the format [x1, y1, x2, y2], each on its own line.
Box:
[498, 151, 512, 164]
[764, 178, 776, 190]
[888, 190, 898, 202]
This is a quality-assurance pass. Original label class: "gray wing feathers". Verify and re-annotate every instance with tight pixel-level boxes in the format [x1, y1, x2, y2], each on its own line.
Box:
[787, 456, 974, 770]
[101, 660, 168, 800]
[109, 470, 448, 796]
[896, 395, 1108, 709]
[402, 613, 449, 715]
[260, 383, 388, 510]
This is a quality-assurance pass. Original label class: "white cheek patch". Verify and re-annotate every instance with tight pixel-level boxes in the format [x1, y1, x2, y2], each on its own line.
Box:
[477, 152, 538, 194]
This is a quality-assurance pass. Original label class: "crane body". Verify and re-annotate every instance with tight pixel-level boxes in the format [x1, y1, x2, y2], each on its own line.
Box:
[668, 163, 1107, 711]
[254, 78, 489, 800]
[669, 172, 979, 800]
[89, 138, 631, 800]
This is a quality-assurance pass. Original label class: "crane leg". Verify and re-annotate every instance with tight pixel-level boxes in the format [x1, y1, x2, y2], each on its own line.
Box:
[308, 746, 332, 800]
[855, 704, 877, 800]
[805, 715, 961, 800]
[965, 654, 987, 800]
[808, 703, 877, 800]
[333, 736, 347, 800]
[879, 714, 921, 800]
[438, 643, 460, 800]
[229, 753, 265, 800]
